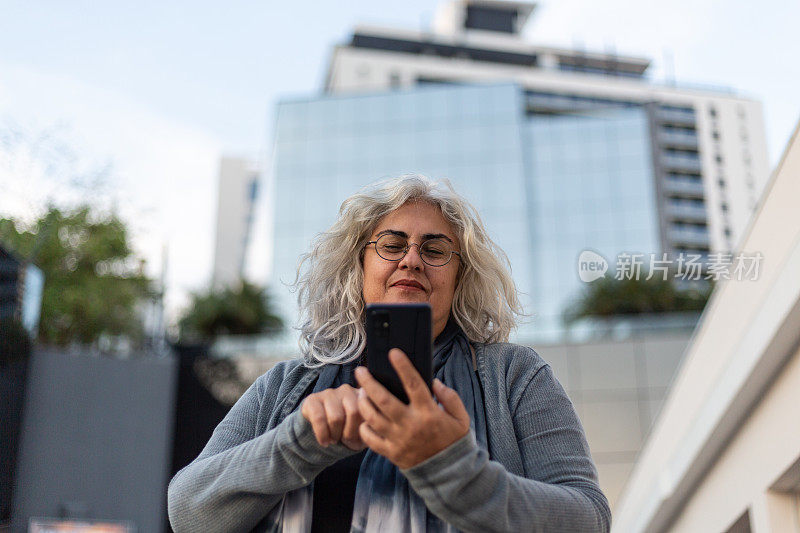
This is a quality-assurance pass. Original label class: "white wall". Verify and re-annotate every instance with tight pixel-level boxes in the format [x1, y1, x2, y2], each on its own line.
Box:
[613, 120, 800, 532]
[212, 156, 259, 289]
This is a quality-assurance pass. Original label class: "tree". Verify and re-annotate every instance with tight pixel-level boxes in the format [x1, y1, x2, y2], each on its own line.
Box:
[0, 206, 152, 346]
[563, 274, 713, 324]
[178, 281, 283, 342]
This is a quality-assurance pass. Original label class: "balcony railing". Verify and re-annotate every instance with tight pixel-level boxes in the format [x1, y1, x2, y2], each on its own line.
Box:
[657, 107, 697, 126]
[658, 129, 699, 149]
[661, 153, 703, 173]
[668, 226, 710, 247]
[666, 202, 708, 223]
[663, 177, 705, 198]
[525, 93, 628, 113]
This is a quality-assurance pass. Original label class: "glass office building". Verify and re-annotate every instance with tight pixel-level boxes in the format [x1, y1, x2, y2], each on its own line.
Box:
[524, 109, 659, 338]
[271, 83, 659, 343]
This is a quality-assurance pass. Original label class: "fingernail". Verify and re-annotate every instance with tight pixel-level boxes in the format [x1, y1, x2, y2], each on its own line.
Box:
[358, 388, 366, 399]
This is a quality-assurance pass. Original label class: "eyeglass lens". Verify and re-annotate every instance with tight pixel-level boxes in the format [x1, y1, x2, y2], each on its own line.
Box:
[376, 234, 452, 266]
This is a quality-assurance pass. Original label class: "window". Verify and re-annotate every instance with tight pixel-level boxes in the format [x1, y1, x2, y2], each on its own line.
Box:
[709, 106, 717, 117]
[661, 104, 695, 114]
[351, 33, 538, 67]
[248, 179, 259, 201]
[666, 148, 700, 158]
[465, 5, 517, 33]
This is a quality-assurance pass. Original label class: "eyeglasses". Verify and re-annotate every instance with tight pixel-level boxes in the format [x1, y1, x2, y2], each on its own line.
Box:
[366, 233, 461, 267]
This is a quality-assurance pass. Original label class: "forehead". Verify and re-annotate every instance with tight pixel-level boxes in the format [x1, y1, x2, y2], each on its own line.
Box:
[372, 201, 456, 239]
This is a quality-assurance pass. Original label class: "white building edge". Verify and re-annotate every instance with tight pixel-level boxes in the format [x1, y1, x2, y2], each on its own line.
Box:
[613, 119, 800, 532]
[211, 156, 261, 289]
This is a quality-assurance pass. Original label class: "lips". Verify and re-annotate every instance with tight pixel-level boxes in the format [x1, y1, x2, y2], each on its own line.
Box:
[391, 279, 426, 291]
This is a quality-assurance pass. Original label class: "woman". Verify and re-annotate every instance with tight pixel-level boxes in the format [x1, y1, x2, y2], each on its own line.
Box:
[168, 175, 611, 532]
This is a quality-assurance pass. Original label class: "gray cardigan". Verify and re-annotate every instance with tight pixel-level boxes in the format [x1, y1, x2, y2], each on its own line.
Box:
[167, 342, 611, 532]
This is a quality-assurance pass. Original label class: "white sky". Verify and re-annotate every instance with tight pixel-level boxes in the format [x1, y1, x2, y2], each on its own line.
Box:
[1, 0, 798, 323]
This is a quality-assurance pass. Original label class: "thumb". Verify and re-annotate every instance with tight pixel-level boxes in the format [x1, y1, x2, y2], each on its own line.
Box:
[433, 378, 470, 426]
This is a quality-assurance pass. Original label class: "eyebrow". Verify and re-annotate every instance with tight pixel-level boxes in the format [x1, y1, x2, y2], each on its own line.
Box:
[375, 229, 454, 244]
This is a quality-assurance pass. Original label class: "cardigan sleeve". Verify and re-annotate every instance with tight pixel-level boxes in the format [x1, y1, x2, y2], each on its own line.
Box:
[167, 372, 356, 533]
[401, 363, 611, 533]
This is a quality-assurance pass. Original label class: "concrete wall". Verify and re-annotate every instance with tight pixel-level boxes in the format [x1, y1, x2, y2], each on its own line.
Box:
[12, 351, 177, 533]
[535, 331, 692, 509]
[672, 342, 800, 532]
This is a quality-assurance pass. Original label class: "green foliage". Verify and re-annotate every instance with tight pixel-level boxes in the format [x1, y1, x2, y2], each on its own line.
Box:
[564, 274, 713, 324]
[178, 281, 283, 342]
[0, 206, 152, 346]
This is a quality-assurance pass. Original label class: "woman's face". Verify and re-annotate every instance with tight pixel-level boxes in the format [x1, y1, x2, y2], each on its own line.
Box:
[362, 201, 460, 339]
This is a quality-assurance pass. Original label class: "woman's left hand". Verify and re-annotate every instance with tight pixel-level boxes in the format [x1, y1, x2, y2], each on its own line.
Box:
[354, 348, 471, 469]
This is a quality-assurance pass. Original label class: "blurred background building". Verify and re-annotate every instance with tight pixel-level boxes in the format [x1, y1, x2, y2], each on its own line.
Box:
[271, 0, 769, 341]
[0, 244, 43, 337]
[211, 156, 261, 289]
[10, 350, 177, 533]
[264, 0, 772, 506]
[613, 120, 800, 533]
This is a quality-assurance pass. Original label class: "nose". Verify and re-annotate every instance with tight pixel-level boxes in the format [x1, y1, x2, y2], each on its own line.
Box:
[398, 243, 424, 271]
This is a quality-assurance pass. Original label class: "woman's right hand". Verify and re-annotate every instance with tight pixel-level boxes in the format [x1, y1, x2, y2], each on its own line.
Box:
[301, 384, 366, 451]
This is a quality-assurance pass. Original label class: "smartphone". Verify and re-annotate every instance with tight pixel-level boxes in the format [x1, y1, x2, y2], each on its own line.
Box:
[365, 303, 432, 404]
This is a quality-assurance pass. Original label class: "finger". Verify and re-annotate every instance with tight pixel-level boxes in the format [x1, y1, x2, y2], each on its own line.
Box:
[433, 378, 471, 427]
[322, 395, 346, 444]
[341, 391, 365, 446]
[389, 348, 434, 407]
[359, 422, 392, 458]
[356, 388, 392, 436]
[302, 396, 332, 446]
[354, 366, 406, 420]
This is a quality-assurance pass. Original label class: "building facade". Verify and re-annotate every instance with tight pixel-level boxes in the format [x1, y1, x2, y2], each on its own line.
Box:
[211, 156, 260, 289]
[613, 121, 800, 533]
[0, 244, 43, 336]
[271, 0, 770, 343]
[272, 83, 672, 341]
[325, 0, 770, 258]
[536, 324, 696, 509]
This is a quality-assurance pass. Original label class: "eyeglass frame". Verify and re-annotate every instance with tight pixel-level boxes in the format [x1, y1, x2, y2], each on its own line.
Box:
[365, 233, 462, 267]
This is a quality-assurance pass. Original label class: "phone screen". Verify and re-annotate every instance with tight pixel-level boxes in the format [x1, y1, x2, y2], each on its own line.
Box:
[365, 303, 432, 403]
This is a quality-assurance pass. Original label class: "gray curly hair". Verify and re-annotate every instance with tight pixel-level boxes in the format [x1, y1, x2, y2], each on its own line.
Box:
[293, 174, 523, 366]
